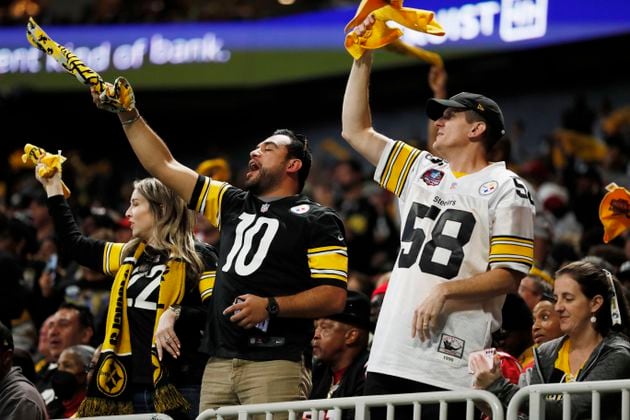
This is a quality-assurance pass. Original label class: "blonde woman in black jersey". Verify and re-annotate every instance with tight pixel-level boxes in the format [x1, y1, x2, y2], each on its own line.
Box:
[36, 167, 217, 420]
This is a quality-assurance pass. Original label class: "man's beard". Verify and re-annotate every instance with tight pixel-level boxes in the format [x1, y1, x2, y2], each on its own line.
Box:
[245, 166, 283, 196]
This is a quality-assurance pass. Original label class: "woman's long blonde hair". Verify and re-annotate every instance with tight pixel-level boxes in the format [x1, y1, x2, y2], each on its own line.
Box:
[123, 178, 204, 281]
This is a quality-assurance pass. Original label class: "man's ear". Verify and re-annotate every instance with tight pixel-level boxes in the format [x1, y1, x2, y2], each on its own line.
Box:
[286, 159, 303, 174]
[469, 121, 487, 140]
[81, 327, 94, 345]
[344, 328, 359, 346]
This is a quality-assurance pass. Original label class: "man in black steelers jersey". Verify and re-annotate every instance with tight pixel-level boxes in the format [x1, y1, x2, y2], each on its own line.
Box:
[92, 88, 349, 416]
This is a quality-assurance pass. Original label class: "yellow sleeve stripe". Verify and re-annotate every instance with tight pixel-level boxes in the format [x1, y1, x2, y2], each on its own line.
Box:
[491, 237, 533, 263]
[308, 245, 348, 257]
[491, 236, 534, 246]
[489, 255, 534, 263]
[311, 273, 348, 282]
[103, 242, 124, 275]
[199, 271, 216, 302]
[490, 236, 534, 267]
[308, 248, 348, 282]
[379, 141, 421, 197]
[195, 177, 211, 213]
[196, 178, 229, 228]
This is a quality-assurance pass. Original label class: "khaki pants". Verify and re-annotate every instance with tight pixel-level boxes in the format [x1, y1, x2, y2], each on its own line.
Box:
[199, 357, 311, 419]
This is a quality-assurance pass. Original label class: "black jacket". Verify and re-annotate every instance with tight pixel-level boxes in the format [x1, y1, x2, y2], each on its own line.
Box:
[310, 349, 369, 420]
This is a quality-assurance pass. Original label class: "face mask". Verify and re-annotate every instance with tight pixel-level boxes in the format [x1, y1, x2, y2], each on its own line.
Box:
[51, 370, 80, 401]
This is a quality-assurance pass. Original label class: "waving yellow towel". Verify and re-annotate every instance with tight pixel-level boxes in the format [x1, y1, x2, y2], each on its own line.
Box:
[599, 183, 630, 243]
[344, 0, 445, 61]
[22, 144, 71, 198]
[26, 18, 135, 112]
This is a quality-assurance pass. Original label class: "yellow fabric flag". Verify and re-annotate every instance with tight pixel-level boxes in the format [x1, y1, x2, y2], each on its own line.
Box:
[22, 144, 71, 198]
[26, 17, 106, 94]
[550, 128, 608, 170]
[26, 18, 135, 112]
[599, 183, 630, 243]
[344, 0, 445, 60]
[385, 38, 443, 67]
[196, 158, 232, 182]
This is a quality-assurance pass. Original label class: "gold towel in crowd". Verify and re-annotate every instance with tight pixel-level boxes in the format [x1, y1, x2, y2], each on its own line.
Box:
[344, 0, 445, 62]
[599, 183, 630, 243]
[22, 143, 71, 198]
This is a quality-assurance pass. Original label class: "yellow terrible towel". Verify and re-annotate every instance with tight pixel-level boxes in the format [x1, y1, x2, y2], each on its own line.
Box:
[599, 183, 630, 244]
[26, 18, 135, 112]
[22, 144, 71, 198]
[344, 0, 445, 60]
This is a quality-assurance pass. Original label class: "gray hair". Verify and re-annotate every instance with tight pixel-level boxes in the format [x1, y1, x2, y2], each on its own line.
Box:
[62, 345, 95, 368]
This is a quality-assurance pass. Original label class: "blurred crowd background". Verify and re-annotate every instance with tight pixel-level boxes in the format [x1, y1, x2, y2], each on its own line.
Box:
[0, 0, 355, 25]
[0, 0, 630, 416]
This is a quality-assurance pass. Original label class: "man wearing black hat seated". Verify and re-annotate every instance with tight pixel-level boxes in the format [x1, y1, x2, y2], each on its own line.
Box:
[308, 291, 370, 419]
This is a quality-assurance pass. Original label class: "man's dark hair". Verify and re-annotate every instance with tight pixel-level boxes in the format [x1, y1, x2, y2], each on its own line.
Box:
[59, 302, 95, 334]
[462, 110, 504, 151]
[274, 128, 312, 193]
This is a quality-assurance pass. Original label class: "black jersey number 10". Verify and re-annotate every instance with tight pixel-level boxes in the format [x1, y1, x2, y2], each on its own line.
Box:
[397, 203, 475, 279]
[222, 213, 279, 276]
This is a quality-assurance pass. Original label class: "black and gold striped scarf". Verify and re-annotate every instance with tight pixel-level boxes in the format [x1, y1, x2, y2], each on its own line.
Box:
[77, 242, 190, 416]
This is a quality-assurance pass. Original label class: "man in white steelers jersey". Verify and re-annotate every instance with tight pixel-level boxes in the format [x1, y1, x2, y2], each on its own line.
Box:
[341, 22, 535, 420]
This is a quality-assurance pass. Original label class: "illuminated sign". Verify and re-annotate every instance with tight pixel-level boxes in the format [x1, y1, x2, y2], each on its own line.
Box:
[0, 34, 230, 74]
[0, 0, 628, 87]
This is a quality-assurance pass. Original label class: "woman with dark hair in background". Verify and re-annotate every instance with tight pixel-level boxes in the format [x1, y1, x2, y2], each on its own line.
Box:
[472, 260, 630, 419]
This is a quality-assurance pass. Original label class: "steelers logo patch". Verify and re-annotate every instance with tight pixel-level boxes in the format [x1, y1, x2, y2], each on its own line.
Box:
[152, 351, 164, 384]
[479, 180, 498, 196]
[96, 355, 127, 397]
[290, 204, 310, 214]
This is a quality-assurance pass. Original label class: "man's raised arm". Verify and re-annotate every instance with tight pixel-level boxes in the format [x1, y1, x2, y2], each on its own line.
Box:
[341, 21, 393, 167]
[92, 88, 198, 204]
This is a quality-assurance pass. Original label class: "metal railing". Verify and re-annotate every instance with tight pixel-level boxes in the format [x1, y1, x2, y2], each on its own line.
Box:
[506, 379, 630, 420]
[196, 389, 504, 420]
[58, 415, 173, 420]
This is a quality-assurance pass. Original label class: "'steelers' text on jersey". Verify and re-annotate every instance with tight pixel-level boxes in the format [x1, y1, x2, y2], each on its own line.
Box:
[190, 175, 348, 361]
[368, 141, 535, 390]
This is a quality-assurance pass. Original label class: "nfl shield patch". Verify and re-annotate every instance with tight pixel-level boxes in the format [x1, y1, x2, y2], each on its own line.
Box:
[421, 169, 444, 186]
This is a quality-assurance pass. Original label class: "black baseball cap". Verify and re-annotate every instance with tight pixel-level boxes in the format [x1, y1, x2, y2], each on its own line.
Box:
[328, 290, 371, 330]
[426, 92, 506, 141]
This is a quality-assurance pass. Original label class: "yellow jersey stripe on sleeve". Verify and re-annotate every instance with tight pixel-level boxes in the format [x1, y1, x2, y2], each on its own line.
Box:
[308, 246, 348, 283]
[103, 242, 124, 276]
[199, 271, 216, 303]
[379, 141, 421, 197]
[490, 236, 534, 267]
[195, 179, 229, 228]
[195, 177, 211, 214]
